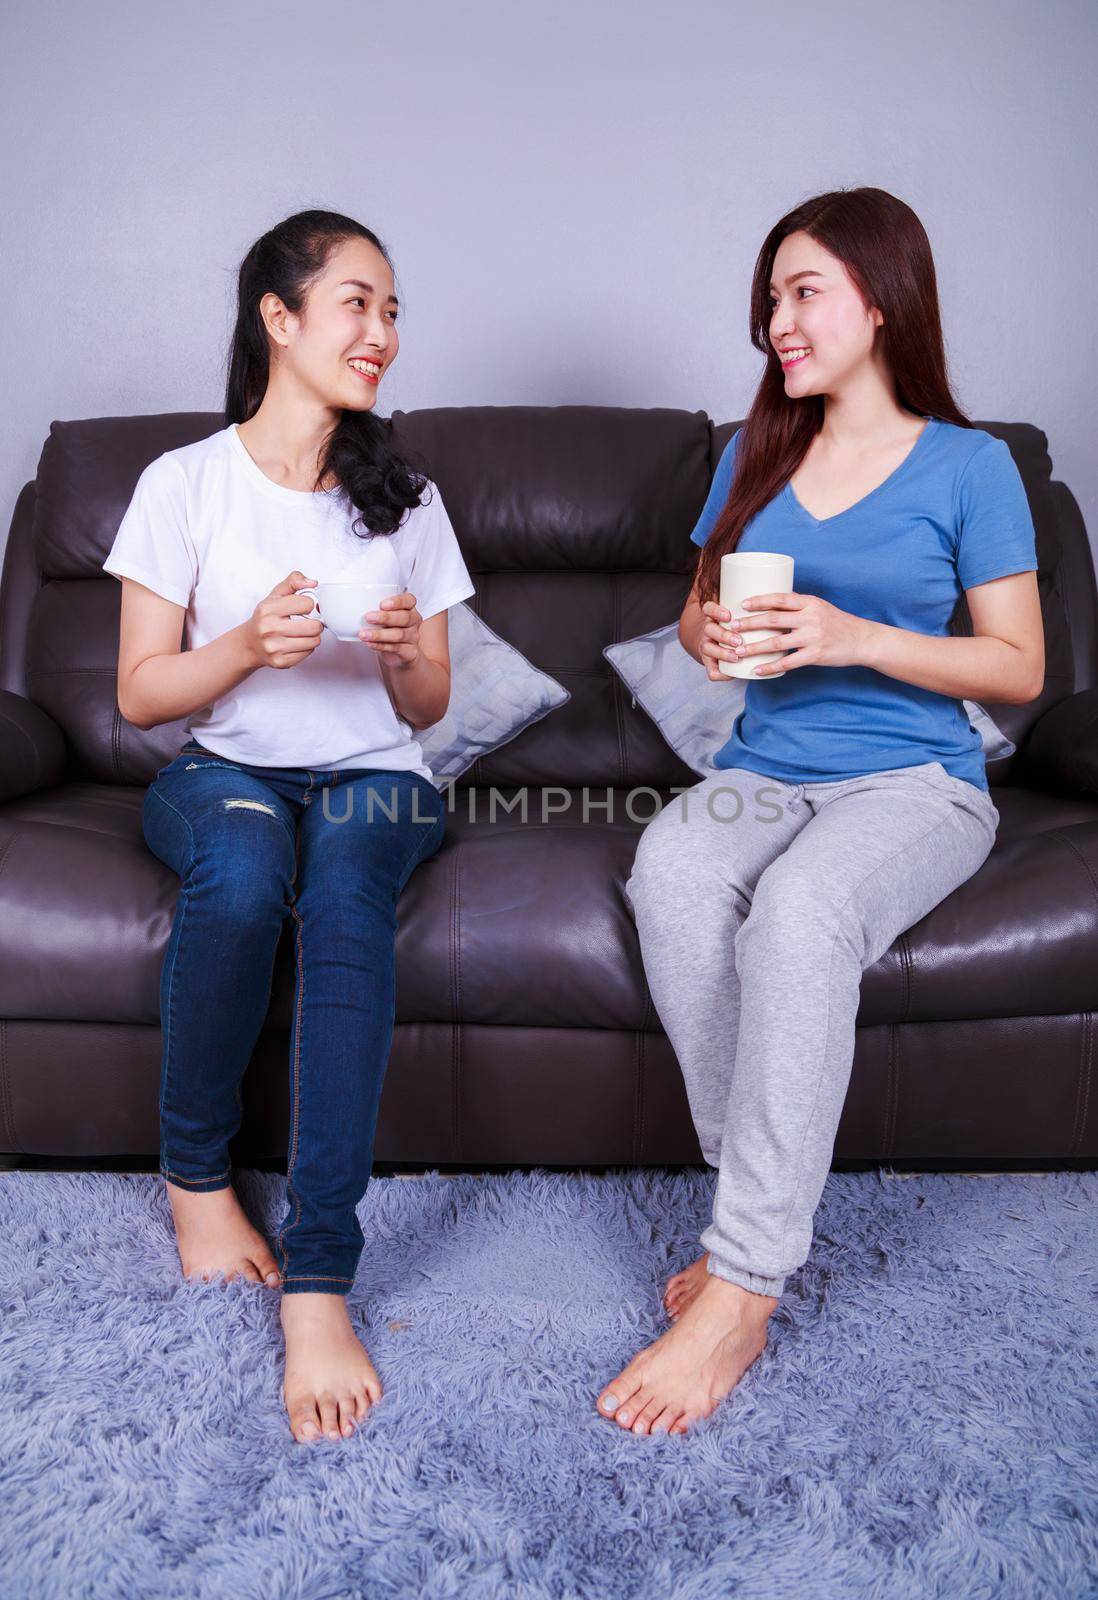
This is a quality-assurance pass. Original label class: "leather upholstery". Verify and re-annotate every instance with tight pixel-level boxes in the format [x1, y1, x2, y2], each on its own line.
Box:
[1, 409, 1096, 1166]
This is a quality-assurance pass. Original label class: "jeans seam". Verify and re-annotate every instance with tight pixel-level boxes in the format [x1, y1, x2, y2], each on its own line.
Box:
[396, 825, 436, 888]
[277, 822, 306, 1279]
[394, 789, 446, 885]
[161, 1166, 232, 1185]
[148, 784, 199, 1178]
[282, 1274, 355, 1283]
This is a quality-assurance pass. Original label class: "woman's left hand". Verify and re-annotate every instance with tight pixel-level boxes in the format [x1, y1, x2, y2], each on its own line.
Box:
[728, 591, 875, 677]
[359, 592, 422, 667]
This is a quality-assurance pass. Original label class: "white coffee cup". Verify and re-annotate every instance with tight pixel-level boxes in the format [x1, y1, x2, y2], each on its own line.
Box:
[299, 581, 398, 643]
[718, 552, 796, 678]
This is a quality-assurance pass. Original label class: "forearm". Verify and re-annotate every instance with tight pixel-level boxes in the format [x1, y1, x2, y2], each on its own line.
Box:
[860, 621, 1037, 705]
[121, 624, 260, 731]
[381, 651, 451, 730]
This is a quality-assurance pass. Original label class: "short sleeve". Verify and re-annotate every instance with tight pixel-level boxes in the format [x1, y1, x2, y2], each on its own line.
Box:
[954, 437, 1039, 590]
[689, 429, 741, 547]
[402, 481, 476, 622]
[102, 454, 198, 608]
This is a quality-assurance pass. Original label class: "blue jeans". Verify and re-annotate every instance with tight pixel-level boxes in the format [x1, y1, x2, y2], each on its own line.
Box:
[141, 739, 447, 1295]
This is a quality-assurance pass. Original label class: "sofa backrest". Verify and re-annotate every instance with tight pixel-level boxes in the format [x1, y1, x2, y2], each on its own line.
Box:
[1, 407, 1092, 791]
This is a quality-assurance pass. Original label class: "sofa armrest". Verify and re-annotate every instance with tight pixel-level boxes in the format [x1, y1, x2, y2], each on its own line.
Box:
[1020, 688, 1098, 797]
[0, 691, 67, 803]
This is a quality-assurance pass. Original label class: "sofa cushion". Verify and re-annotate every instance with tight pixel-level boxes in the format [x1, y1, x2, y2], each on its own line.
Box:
[2, 780, 1097, 1032]
[417, 602, 570, 784]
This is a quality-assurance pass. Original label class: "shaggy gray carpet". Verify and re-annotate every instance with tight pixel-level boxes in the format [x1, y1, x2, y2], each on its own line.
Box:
[0, 1165, 1095, 1599]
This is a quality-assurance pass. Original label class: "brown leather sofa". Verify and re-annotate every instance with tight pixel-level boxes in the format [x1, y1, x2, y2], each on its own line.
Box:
[2, 408, 1097, 1175]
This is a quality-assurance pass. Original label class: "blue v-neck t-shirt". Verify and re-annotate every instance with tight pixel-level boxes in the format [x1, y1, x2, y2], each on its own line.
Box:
[688, 417, 1039, 793]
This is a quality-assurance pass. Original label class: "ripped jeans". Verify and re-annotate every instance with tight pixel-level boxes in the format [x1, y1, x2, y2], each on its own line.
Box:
[141, 739, 447, 1294]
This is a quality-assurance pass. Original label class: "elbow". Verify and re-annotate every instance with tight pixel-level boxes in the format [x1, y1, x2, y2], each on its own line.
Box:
[1008, 645, 1044, 706]
[421, 684, 452, 731]
[117, 675, 145, 731]
[117, 693, 151, 732]
[1022, 679, 1044, 706]
[1022, 664, 1046, 705]
[416, 701, 448, 733]
[117, 695, 141, 731]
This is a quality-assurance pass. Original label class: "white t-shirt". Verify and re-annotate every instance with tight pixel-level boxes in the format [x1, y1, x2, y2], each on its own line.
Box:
[103, 422, 476, 776]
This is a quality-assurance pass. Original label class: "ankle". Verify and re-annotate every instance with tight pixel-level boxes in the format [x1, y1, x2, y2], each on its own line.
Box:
[701, 1275, 778, 1317]
[166, 1182, 233, 1210]
[280, 1291, 350, 1320]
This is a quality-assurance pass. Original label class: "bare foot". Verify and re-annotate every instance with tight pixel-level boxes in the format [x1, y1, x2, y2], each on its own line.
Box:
[164, 1178, 282, 1288]
[663, 1252, 710, 1321]
[280, 1293, 383, 1443]
[597, 1274, 778, 1436]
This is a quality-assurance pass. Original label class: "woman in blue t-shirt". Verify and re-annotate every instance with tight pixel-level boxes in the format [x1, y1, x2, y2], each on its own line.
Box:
[596, 185, 1044, 1439]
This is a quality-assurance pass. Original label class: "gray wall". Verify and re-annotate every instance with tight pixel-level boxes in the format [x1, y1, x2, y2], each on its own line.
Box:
[2, 0, 1095, 562]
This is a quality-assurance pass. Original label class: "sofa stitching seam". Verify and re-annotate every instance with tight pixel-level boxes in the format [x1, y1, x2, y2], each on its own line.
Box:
[1071, 1011, 1093, 1157]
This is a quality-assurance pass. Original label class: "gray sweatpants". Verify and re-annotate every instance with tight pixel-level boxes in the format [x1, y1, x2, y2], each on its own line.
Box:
[624, 760, 999, 1301]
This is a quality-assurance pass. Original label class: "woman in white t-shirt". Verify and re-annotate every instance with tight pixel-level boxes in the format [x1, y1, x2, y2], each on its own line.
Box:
[103, 209, 475, 1447]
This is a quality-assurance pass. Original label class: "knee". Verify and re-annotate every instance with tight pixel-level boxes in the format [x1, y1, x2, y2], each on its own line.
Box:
[735, 867, 863, 964]
[627, 803, 752, 913]
[625, 814, 685, 908]
[186, 815, 296, 913]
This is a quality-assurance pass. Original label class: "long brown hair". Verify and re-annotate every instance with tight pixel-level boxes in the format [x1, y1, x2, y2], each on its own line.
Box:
[695, 186, 973, 605]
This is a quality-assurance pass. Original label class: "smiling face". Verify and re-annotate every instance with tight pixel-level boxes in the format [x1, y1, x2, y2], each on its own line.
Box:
[264, 236, 400, 412]
[768, 230, 884, 396]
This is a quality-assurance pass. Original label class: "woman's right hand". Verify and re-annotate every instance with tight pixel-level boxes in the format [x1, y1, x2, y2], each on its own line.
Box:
[243, 572, 325, 670]
[700, 600, 742, 681]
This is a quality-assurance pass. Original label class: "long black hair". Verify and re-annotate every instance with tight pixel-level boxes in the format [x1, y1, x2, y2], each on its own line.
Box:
[224, 209, 431, 539]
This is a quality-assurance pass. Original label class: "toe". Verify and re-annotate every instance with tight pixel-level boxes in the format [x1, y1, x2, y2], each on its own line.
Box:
[317, 1394, 341, 1441]
[648, 1404, 677, 1435]
[613, 1381, 648, 1430]
[290, 1405, 321, 1443]
[338, 1395, 357, 1437]
[628, 1396, 665, 1436]
[598, 1366, 641, 1420]
[254, 1255, 282, 1288]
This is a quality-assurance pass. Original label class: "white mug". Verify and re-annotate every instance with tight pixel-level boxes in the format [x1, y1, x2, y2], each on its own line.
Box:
[718, 552, 795, 678]
[299, 581, 398, 643]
